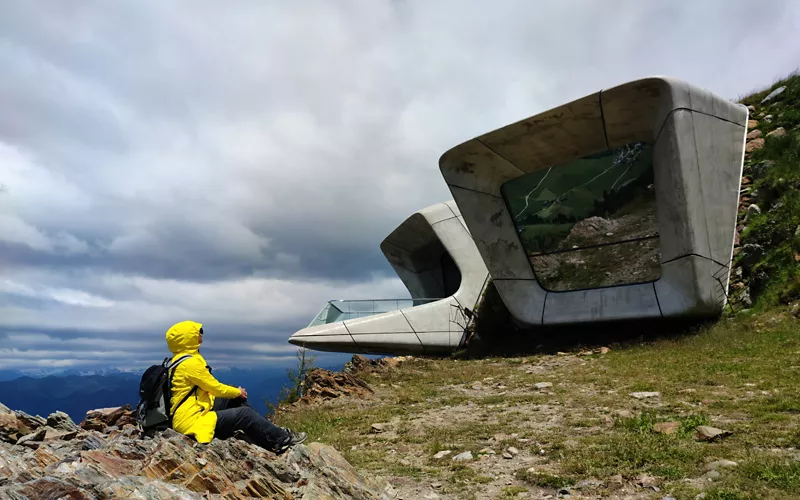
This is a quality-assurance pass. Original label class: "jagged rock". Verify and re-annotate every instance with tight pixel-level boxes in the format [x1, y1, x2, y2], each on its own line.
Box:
[766, 127, 787, 138]
[43, 427, 79, 442]
[82, 431, 107, 450]
[745, 138, 765, 152]
[14, 411, 46, 430]
[433, 450, 451, 459]
[507, 446, 519, 456]
[80, 405, 133, 432]
[300, 368, 374, 403]
[761, 86, 786, 104]
[502, 452, 513, 459]
[0, 399, 394, 499]
[344, 354, 401, 375]
[533, 382, 552, 390]
[747, 119, 759, 129]
[370, 423, 386, 433]
[46, 411, 79, 432]
[451, 451, 472, 462]
[0, 413, 33, 444]
[17, 427, 47, 446]
[747, 105, 756, 113]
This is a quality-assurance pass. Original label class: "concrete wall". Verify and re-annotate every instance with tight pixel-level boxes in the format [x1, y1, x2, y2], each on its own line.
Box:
[289, 201, 490, 354]
[439, 77, 748, 326]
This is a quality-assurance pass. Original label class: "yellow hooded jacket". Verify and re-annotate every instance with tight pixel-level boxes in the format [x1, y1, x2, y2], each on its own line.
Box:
[166, 321, 241, 443]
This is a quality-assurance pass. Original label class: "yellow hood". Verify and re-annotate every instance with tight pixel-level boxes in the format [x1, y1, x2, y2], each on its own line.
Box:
[166, 320, 203, 355]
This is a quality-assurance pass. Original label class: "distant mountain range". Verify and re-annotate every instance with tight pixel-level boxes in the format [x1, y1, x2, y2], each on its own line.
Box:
[0, 364, 343, 422]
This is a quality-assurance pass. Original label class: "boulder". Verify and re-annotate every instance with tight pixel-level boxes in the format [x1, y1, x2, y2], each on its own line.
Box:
[695, 426, 732, 441]
[766, 127, 787, 138]
[746, 129, 762, 139]
[745, 138, 765, 153]
[47, 411, 79, 432]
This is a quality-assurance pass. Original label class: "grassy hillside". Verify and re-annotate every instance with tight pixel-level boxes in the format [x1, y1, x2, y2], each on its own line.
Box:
[276, 73, 800, 500]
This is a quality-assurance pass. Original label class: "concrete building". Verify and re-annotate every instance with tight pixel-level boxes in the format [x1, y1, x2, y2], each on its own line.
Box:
[288, 201, 489, 354]
[439, 77, 748, 326]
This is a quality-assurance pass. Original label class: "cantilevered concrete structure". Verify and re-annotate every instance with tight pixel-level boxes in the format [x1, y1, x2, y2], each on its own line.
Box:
[439, 77, 748, 326]
[289, 201, 489, 354]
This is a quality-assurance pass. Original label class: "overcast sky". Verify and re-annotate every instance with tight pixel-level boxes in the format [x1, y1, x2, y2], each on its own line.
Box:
[1, 0, 799, 372]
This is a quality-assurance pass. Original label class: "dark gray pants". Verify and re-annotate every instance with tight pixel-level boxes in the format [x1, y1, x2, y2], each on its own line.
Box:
[212, 397, 289, 450]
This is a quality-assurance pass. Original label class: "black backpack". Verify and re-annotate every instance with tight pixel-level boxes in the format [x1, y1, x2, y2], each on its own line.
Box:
[135, 355, 197, 435]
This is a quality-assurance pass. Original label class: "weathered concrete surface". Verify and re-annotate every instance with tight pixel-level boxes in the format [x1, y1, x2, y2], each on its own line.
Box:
[440, 77, 748, 326]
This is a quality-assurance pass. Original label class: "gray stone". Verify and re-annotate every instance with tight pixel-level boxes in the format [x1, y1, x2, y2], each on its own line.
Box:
[46, 412, 79, 433]
[761, 86, 786, 104]
[695, 426, 732, 441]
[629, 391, 660, 399]
[705, 459, 738, 471]
[502, 452, 513, 459]
[741, 244, 764, 268]
[433, 450, 452, 459]
[534, 382, 553, 390]
[451, 451, 473, 462]
[766, 127, 787, 138]
[370, 423, 386, 433]
[746, 204, 761, 219]
[703, 470, 721, 481]
[82, 432, 107, 451]
[752, 160, 775, 178]
[507, 446, 519, 456]
[574, 479, 602, 489]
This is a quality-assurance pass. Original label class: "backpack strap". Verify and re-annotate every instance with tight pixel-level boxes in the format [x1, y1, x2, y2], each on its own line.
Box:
[167, 355, 198, 417]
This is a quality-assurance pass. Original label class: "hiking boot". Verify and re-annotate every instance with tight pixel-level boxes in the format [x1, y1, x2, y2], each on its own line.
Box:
[273, 428, 307, 454]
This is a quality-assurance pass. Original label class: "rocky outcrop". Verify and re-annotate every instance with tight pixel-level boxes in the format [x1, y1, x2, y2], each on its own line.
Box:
[0, 403, 395, 499]
[343, 354, 406, 376]
[79, 405, 137, 432]
[299, 368, 375, 403]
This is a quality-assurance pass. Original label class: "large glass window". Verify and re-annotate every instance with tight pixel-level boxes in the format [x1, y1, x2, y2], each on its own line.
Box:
[501, 142, 660, 291]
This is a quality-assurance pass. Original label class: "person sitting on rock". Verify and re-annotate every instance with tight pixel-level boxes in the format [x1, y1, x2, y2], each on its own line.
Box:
[165, 320, 306, 453]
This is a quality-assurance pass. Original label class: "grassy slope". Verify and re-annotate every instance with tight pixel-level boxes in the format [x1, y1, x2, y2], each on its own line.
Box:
[276, 74, 800, 500]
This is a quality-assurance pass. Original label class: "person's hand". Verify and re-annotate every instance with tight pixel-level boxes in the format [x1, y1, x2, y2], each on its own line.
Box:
[237, 386, 248, 399]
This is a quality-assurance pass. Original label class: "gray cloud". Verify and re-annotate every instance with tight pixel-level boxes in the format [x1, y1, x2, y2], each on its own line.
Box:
[1, 0, 799, 369]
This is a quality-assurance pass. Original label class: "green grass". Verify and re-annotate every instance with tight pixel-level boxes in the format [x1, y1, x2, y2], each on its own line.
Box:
[734, 71, 800, 310]
[741, 458, 800, 493]
[515, 469, 573, 489]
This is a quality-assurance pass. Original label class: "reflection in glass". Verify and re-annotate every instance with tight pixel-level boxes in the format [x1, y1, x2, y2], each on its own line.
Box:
[501, 142, 661, 291]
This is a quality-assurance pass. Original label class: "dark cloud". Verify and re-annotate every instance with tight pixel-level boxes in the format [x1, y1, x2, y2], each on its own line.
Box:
[1, 0, 799, 369]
